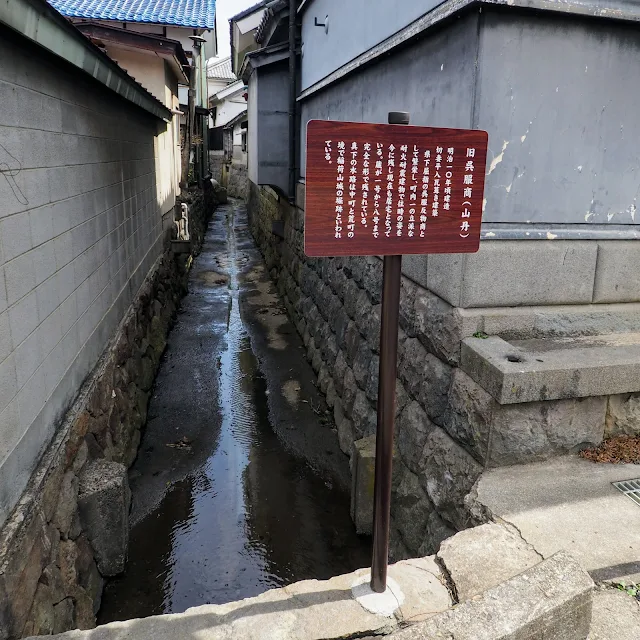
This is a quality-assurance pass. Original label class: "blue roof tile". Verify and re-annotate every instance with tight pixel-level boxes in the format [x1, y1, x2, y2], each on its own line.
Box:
[48, 0, 216, 29]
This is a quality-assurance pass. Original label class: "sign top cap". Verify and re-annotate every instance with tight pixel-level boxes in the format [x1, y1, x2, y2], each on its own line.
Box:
[388, 111, 410, 125]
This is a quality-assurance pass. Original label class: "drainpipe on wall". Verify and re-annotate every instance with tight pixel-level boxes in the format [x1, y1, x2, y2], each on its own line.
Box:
[182, 64, 196, 186]
[288, 0, 297, 202]
[190, 34, 206, 187]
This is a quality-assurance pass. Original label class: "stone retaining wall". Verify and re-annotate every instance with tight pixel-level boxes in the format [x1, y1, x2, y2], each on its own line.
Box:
[227, 164, 249, 200]
[246, 181, 639, 560]
[0, 189, 215, 639]
[209, 154, 225, 184]
[247, 183, 478, 558]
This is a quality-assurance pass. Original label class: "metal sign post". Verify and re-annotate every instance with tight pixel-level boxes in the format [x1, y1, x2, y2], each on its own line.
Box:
[304, 114, 488, 594]
[370, 111, 408, 593]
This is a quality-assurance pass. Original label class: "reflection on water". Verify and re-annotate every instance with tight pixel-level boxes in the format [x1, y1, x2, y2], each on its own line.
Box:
[98, 205, 370, 623]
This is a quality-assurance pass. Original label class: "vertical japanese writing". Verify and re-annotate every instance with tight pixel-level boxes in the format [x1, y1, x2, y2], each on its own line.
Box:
[347, 142, 357, 239]
[444, 146, 454, 212]
[313, 123, 485, 252]
[396, 144, 408, 237]
[460, 146, 475, 238]
[385, 144, 395, 238]
[408, 145, 419, 238]
[420, 149, 430, 238]
[335, 140, 345, 239]
[373, 143, 383, 238]
[361, 142, 371, 228]
[432, 146, 442, 217]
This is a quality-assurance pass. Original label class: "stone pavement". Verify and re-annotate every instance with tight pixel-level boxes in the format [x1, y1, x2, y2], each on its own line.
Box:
[29, 557, 452, 640]
[588, 587, 640, 639]
[31, 523, 597, 640]
[475, 455, 640, 583]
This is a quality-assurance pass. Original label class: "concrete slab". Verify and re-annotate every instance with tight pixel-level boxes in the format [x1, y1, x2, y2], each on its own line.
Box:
[35, 558, 451, 640]
[391, 551, 593, 640]
[437, 523, 541, 601]
[476, 456, 640, 583]
[458, 302, 640, 346]
[461, 333, 640, 404]
[589, 588, 640, 639]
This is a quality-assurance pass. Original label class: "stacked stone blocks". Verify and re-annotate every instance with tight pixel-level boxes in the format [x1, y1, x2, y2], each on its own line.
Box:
[247, 182, 640, 561]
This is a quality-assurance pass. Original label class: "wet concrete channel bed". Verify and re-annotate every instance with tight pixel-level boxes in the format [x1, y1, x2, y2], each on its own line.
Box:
[98, 200, 370, 623]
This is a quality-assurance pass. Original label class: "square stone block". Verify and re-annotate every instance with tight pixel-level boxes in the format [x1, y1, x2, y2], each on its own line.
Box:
[457, 241, 597, 308]
[594, 241, 640, 303]
[445, 370, 606, 467]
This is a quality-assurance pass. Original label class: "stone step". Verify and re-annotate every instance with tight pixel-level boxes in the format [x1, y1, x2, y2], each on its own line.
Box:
[462, 332, 640, 405]
[31, 557, 452, 640]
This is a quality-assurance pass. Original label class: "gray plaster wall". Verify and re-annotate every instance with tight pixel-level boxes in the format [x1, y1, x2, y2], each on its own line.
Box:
[299, 11, 478, 175]
[300, 7, 640, 232]
[254, 61, 290, 194]
[477, 10, 640, 227]
[296, 7, 640, 306]
[300, 0, 443, 91]
[248, 73, 259, 185]
[0, 30, 166, 527]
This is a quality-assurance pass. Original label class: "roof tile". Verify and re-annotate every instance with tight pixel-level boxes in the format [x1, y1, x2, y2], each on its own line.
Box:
[48, 0, 216, 29]
[207, 56, 235, 80]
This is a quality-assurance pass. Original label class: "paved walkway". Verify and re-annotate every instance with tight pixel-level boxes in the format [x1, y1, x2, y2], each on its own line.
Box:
[589, 587, 640, 639]
[477, 455, 640, 584]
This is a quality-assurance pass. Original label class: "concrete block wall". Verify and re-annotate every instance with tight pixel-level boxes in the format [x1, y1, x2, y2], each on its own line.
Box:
[0, 31, 168, 527]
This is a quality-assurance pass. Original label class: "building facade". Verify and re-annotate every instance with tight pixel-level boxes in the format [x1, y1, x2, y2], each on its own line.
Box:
[0, 0, 218, 635]
[237, 0, 640, 558]
[49, 0, 218, 183]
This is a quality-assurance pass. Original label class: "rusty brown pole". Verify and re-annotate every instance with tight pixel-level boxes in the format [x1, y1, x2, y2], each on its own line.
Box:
[370, 110, 410, 593]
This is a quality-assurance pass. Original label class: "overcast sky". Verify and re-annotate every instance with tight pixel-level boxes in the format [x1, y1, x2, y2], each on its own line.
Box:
[214, 0, 259, 60]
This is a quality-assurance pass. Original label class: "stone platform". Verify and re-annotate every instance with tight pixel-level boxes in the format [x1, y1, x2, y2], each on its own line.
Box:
[462, 332, 640, 404]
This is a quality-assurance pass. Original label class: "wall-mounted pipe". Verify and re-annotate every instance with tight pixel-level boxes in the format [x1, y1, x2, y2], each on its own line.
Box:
[288, 0, 297, 202]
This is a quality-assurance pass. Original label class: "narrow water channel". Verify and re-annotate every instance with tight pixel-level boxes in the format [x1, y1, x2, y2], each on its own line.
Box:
[98, 200, 370, 623]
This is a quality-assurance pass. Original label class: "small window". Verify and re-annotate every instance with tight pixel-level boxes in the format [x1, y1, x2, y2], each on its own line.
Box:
[241, 131, 247, 153]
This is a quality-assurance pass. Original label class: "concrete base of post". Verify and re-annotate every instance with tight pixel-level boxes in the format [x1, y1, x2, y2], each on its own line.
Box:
[351, 574, 404, 617]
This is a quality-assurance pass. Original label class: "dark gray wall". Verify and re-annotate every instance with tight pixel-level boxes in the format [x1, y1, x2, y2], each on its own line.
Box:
[300, 0, 443, 90]
[478, 10, 640, 227]
[299, 6, 640, 234]
[255, 61, 290, 194]
[294, 6, 640, 307]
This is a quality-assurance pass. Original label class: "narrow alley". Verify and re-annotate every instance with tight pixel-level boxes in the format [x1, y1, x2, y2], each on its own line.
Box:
[97, 201, 370, 622]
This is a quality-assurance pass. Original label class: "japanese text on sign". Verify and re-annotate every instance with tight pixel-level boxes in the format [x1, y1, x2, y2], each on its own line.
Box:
[305, 120, 488, 257]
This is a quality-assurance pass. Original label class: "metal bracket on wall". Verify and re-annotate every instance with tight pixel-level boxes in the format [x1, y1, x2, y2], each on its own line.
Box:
[314, 16, 329, 34]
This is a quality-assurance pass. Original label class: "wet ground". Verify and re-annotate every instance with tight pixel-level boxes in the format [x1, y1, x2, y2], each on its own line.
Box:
[98, 200, 370, 623]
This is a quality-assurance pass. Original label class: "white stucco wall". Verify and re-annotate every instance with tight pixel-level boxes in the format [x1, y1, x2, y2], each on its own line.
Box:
[215, 97, 246, 127]
[104, 46, 181, 218]
[105, 46, 167, 103]
[0, 31, 170, 526]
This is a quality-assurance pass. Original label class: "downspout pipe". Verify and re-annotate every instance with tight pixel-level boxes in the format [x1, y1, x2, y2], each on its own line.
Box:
[288, 0, 297, 202]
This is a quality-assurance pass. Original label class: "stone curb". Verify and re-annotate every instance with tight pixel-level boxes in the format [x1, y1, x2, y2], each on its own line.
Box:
[390, 551, 593, 640]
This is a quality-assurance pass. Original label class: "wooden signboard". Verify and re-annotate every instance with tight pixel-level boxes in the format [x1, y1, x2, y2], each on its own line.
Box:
[304, 120, 488, 257]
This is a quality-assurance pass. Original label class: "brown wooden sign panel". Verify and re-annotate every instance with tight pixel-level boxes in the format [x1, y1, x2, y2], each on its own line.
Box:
[304, 120, 488, 257]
